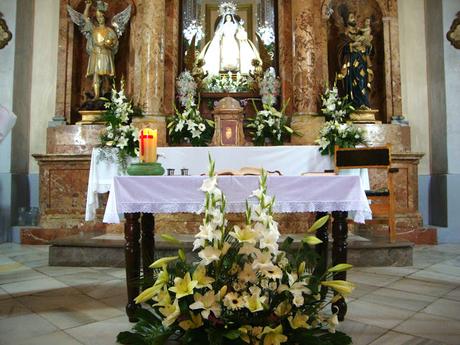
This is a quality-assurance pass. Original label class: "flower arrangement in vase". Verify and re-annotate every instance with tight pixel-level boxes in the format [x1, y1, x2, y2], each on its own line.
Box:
[246, 68, 295, 146]
[169, 72, 214, 146]
[118, 157, 355, 345]
[98, 81, 143, 171]
[316, 85, 366, 156]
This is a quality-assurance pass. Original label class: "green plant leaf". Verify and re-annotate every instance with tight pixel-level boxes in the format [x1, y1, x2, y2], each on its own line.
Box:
[116, 331, 148, 345]
[308, 215, 330, 233]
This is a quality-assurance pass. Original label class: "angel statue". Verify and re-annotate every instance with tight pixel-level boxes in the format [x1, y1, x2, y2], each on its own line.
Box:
[68, 0, 131, 99]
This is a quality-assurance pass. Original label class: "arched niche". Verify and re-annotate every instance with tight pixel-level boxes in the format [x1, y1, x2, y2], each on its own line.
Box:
[56, 0, 135, 124]
[326, 0, 385, 121]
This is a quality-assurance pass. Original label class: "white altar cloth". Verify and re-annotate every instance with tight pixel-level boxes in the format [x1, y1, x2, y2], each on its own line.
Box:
[103, 175, 372, 224]
[87, 146, 369, 221]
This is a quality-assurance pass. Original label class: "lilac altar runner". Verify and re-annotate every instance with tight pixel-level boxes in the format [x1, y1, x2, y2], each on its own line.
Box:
[103, 175, 371, 224]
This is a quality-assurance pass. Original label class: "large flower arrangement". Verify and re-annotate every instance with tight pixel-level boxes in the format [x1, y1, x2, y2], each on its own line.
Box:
[170, 71, 214, 146]
[118, 158, 355, 345]
[259, 68, 280, 106]
[246, 68, 294, 145]
[316, 85, 366, 156]
[99, 83, 142, 171]
[246, 103, 293, 146]
[177, 71, 198, 107]
[168, 99, 214, 146]
[203, 72, 250, 93]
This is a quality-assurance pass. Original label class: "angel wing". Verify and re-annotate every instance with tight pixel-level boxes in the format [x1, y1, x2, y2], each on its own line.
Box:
[256, 33, 272, 72]
[67, 5, 92, 39]
[184, 34, 197, 72]
[112, 5, 132, 38]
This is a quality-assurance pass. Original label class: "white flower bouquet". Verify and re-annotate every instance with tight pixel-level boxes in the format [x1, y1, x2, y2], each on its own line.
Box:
[246, 102, 294, 146]
[203, 72, 250, 93]
[316, 85, 366, 156]
[118, 157, 355, 345]
[99, 82, 142, 170]
[168, 99, 214, 146]
[177, 71, 198, 107]
[259, 68, 280, 106]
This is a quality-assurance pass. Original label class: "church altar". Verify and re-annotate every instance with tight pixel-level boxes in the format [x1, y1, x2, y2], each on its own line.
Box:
[86, 146, 370, 221]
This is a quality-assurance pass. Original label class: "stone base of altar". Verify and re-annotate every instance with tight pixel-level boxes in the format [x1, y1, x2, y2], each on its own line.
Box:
[48, 232, 413, 267]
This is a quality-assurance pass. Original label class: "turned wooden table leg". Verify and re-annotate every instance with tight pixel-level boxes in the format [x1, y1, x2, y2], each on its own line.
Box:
[314, 212, 329, 276]
[314, 212, 330, 299]
[124, 212, 141, 322]
[141, 213, 155, 288]
[331, 211, 349, 321]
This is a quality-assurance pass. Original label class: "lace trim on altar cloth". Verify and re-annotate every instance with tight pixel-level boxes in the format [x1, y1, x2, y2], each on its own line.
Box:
[118, 200, 372, 224]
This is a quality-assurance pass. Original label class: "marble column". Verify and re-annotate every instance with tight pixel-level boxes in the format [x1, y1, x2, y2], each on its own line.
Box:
[290, 0, 325, 145]
[131, 0, 167, 145]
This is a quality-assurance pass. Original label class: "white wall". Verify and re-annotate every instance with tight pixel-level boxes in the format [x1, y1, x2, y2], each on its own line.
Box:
[28, 0, 59, 173]
[398, 0, 431, 175]
[0, 0, 17, 242]
[443, 0, 460, 174]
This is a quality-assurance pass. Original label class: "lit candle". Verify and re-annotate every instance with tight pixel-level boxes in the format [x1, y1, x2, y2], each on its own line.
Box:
[139, 128, 158, 163]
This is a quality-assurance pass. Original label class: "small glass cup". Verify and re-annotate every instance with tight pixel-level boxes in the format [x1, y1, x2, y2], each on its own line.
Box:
[181, 168, 189, 176]
[167, 168, 175, 176]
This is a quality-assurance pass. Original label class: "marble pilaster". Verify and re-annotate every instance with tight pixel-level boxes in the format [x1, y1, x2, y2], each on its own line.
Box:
[131, 0, 166, 114]
[292, 1, 324, 115]
[131, 0, 167, 145]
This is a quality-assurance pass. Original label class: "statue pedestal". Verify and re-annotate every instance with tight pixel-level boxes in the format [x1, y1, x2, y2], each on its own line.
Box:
[350, 109, 379, 123]
[290, 113, 325, 145]
[77, 110, 106, 125]
[212, 97, 245, 146]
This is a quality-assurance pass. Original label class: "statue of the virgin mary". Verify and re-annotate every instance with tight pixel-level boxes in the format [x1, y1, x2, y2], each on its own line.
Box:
[199, 2, 261, 76]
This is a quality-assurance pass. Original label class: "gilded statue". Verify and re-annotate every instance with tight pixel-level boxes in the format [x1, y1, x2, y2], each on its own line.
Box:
[68, 0, 131, 99]
[336, 9, 374, 109]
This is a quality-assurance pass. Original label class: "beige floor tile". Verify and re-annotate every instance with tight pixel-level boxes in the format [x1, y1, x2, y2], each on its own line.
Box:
[385, 278, 456, 297]
[369, 331, 447, 345]
[0, 313, 58, 345]
[78, 279, 126, 300]
[337, 319, 387, 345]
[65, 315, 131, 345]
[0, 286, 10, 300]
[1, 277, 69, 297]
[350, 283, 381, 299]
[0, 298, 32, 319]
[408, 270, 460, 285]
[444, 287, 460, 301]
[354, 266, 420, 277]
[422, 298, 460, 321]
[425, 263, 460, 277]
[16, 331, 83, 345]
[20, 293, 124, 329]
[54, 271, 117, 289]
[395, 312, 460, 345]
[347, 271, 401, 287]
[346, 300, 415, 329]
[360, 288, 438, 312]
[100, 293, 127, 312]
[35, 266, 96, 277]
[0, 266, 47, 284]
[91, 267, 125, 279]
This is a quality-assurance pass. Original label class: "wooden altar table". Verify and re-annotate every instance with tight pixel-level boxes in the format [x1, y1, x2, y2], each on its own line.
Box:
[103, 175, 371, 322]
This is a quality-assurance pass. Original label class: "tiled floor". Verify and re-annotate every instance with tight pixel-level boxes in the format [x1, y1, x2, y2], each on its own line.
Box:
[0, 243, 459, 345]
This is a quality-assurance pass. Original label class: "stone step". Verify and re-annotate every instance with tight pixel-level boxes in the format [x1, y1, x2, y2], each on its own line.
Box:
[49, 232, 413, 267]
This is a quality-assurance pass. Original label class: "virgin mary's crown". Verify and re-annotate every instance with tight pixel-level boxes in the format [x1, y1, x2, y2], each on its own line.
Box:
[219, 1, 237, 16]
